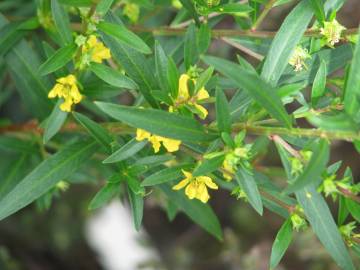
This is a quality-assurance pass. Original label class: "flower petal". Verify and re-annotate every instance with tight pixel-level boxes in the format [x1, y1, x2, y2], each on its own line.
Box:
[185, 182, 197, 199]
[196, 87, 209, 100]
[161, 138, 181, 152]
[136, 129, 151, 141]
[178, 74, 190, 100]
[198, 176, 218, 190]
[172, 178, 189, 190]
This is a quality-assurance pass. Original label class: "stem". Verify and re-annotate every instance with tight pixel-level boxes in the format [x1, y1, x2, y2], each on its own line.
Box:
[252, 0, 277, 30]
[232, 123, 360, 142]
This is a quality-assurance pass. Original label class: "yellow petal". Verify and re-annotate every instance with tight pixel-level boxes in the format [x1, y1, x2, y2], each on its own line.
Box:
[48, 83, 63, 98]
[161, 137, 181, 152]
[185, 182, 197, 199]
[64, 74, 76, 85]
[196, 183, 210, 203]
[87, 35, 98, 47]
[136, 129, 151, 141]
[181, 169, 193, 180]
[193, 103, 208, 119]
[197, 176, 218, 190]
[178, 74, 190, 100]
[149, 136, 161, 153]
[172, 178, 190, 190]
[196, 87, 209, 100]
[59, 98, 72, 112]
[70, 85, 82, 103]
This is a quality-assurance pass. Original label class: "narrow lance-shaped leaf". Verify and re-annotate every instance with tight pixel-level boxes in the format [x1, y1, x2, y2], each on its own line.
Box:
[309, 0, 326, 24]
[103, 138, 147, 163]
[276, 142, 355, 270]
[100, 14, 158, 107]
[184, 23, 198, 70]
[269, 218, 293, 270]
[73, 112, 113, 153]
[296, 186, 355, 270]
[39, 43, 76, 75]
[344, 28, 360, 121]
[51, 0, 73, 45]
[155, 41, 169, 92]
[235, 168, 263, 215]
[193, 155, 225, 177]
[160, 184, 223, 240]
[311, 60, 327, 106]
[89, 63, 138, 90]
[141, 166, 186, 187]
[203, 56, 292, 128]
[95, 102, 216, 142]
[88, 182, 119, 210]
[216, 88, 231, 133]
[98, 21, 151, 54]
[127, 186, 144, 231]
[43, 100, 68, 144]
[260, 0, 314, 86]
[0, 139, 98, 221]
[285, 140, 329, 194]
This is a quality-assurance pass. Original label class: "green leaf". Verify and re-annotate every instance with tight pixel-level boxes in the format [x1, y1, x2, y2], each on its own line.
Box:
[73, 112, 113, 153]
[160, 184, 222, 240]
[89, 63, 138, 89]
[307, 112, 359, 132]
[95, 102, 216, 142]
[96, 0, 115, 15]
[141, 166, 185, 186]
[0, 21, 26, 56]
[338, 196, 349, 225]
[311, 60, 327, 106]
[127, 186, 144, 231]
[203, 56, 292, 128]
[43, 100, 68, 144]
[296, 186, 355, 270]
[210, 3, 253, 13]
[59, 0, 93, 6]
[39, 43, 76, 75]
[0, 136, 37, 153]
[184, 24, 198, 70]
[195, 66, 213, 93]
[345, 198, 360, 223]
[344, 28, 360, 121]
[216, 88, 231, 133]
[98, 21, 151, 54]
[235, 168, 263, 215]
[100, 15, 158, 107]
[193, 155, 225, 177]
[260, 0, 313, 86]
[88, 182, 119, 210]
[309, 0, 326, 24]
[51, 0, 73, 45]
[154, 41, 169, 92]
[0, 139, 97, 221]
[103, 138, 147, 163]
[5, 41, 53, 120]
[178, 0, 200, 25]
[135, 154, 174, 166]
[0, 153, 30, 199]
[197, 23, 211, 54]
[285, 140, 329, 193]
[167, 57, 179, 98]
[269, 218, 293, 270]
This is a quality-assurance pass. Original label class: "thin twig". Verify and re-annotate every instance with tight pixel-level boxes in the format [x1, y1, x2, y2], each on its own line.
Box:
[251, 0, 277, 30]
[220, 37, 264, 60]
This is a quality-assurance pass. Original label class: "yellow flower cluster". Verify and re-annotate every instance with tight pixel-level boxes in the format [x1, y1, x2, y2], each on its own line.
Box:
[82, 35, 111, 63]
[136, 129, 181, 153]
[48, 74, 82, 112]
[172, 170, 218, 203]
[170, 74, 210, 119]
[320, 20, 346, 47]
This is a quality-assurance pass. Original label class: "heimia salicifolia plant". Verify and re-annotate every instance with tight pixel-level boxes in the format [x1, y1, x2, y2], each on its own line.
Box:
[1, 0, 360, 269]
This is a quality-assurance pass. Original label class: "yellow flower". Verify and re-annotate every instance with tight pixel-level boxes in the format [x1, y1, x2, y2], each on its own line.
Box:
[172, 170, 218, 203]
[135, 129, 181, 153]
[48, 74, 82, 112]
[320, 20, 346, 47]
[82, 35, 111, 63]
[170, 74, 210, 119]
